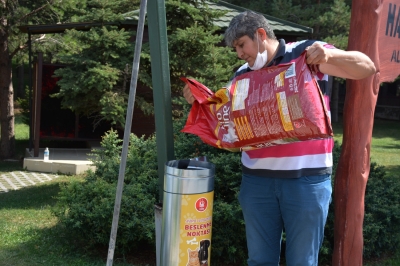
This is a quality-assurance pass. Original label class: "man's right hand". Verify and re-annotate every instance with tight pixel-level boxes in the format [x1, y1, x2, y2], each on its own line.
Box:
[183, 84, 195, 104]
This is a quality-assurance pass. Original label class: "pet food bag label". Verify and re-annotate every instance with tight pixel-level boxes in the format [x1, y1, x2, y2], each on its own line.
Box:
[181, 52, 333, 152]
[178, 191, 213, 266]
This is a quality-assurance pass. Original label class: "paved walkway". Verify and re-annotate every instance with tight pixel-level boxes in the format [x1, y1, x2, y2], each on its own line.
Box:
[0, 171, 59, 193]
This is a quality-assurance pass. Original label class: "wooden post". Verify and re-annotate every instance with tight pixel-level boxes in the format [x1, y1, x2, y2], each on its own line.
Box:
[33, 53, 43, 158]
[333, 0, 400, 265]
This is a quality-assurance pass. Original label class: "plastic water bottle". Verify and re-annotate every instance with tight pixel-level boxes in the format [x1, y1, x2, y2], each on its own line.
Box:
[44, 147, 49, 161]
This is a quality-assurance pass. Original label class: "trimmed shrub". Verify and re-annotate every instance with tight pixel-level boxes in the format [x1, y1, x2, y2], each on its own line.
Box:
[52, 130, 159, 252]
[362, 162, 400, 258]
[53, 123, 400, 263]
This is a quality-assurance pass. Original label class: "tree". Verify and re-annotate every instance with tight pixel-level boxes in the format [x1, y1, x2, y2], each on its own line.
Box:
[52, 0, 140, 130]
[0, 0, 68, 159]
[224, 0, 352, 47]
[317, 0, 351, 122]
[53, 0, 239, 128]
[138, 0, 240, 117]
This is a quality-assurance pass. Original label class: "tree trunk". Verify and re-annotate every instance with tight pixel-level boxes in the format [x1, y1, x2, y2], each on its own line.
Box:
[17, 64, 25, 98]
[332, 0, 381, 264]
[0, 28, 15, 159]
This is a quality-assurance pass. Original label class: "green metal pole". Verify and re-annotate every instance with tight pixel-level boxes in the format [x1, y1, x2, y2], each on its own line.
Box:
[147, 0, 174, 201]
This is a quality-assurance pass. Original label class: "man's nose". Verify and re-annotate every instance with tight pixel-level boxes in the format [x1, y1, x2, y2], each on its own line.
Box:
[236, 48, 243, 59]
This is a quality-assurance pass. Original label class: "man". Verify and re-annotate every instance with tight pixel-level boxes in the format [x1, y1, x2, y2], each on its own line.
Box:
[183, 10, 375, 266]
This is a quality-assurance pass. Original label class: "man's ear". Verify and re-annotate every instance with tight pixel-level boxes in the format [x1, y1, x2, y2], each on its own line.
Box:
[256, 28, 267, 41]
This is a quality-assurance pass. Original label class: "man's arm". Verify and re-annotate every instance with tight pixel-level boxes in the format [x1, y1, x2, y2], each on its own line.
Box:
[306, 42, 376, 80]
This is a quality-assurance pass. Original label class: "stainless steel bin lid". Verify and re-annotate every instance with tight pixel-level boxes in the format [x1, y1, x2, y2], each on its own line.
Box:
[164, 160, 215, 194]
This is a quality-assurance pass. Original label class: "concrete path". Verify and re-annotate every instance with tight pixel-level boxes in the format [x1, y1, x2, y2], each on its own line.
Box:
[0, 171, 59, 193]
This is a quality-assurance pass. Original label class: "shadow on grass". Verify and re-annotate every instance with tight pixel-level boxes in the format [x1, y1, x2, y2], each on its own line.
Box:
[0, 161, 24, 172]
[0, 182, 62, 210]
[374, 143, 400, 150]
[371, 119, 400, 141]
[0, 179, 156, 266]
[15, 139, 29, 159]
[385, 165, 400, 178]
[0, 224, 155, 266]
[0, 223, 109, 266]
[0, 178, 106, 266]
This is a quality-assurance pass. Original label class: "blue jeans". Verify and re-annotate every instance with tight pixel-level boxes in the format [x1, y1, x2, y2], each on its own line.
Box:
[238, 173, 332, 266]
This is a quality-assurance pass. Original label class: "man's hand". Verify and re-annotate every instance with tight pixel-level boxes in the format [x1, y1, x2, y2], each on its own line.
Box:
[305, 42, 331, 65]
[305, 42, 376, 80]
[183, 84, 195, 104]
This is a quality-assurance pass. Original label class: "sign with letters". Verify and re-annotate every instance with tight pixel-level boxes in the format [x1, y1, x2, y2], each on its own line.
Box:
[379, 0, 400, 82]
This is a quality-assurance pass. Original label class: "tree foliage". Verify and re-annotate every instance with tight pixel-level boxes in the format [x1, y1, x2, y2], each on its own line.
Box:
[0, 0, 68, 159]
[51, 0, 139, 129]
[317, 0, 351, 50]
[224, 0, 352, 49]
[51, 0, 238, 128]
[138, 0, 239, 117]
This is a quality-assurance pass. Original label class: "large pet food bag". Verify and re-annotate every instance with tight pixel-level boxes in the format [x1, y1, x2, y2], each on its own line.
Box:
[181, 53, 333, 152]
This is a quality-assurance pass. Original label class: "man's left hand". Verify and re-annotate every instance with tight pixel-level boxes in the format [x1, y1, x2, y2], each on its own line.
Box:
[305, 42, 331, 65]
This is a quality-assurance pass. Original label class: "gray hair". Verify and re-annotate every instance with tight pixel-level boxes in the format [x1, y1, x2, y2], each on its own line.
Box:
[224, 10, 276, 47]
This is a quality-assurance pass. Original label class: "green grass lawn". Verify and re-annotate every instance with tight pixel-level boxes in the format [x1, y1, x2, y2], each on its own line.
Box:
[332, 117, 400, 178]
[0, 176, 97, 266]
[331, 117, 400, 265]
[0, 113, 399, 265]
[0, 176, 140, 266]
[0, 113, 150, 266]
[14, 110, 29, 160]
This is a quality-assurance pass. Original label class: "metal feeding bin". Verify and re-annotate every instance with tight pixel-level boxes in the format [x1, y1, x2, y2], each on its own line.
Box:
[161, 159, 215, 266]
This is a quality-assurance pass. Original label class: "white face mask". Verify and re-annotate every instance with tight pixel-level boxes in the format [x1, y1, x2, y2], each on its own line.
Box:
[249, 34, 268, 70]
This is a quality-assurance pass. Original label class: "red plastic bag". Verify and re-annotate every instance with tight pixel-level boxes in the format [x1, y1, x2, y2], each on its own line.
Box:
[181, 53, 333, 152]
